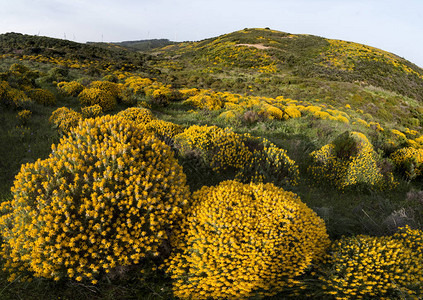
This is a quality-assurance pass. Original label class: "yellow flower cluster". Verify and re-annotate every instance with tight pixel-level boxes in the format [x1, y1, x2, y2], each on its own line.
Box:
[0, 80, 33, 109]
[309, 131, 390, 189]
[117, 107, 155, 126]
[80, 104, 103, 118]
[184, 91, 224, 110]
[319, 234, 423, 299]
[145, 83, 179, 107]
[89, 81, 123, 100]
[17, 109, 32, 125]
[391, 147, 423, 180]
[78, 87, 117, 111]
[175, 125, 252, 172]
[26, 88, 56, 106]
[144, 119, 183, 141]
[178, 88, 200, 99]
[49, 107, 82, 134]
[57, 81, 85, 97]
[166, 180, 329, 299]
[0, 115, 190, 283]
[236, 135, 300, 186]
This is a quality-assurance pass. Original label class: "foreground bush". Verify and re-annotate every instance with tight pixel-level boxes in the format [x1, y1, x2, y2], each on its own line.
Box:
[0, 115, 190, 283]
[318, 234, 423, 299]
[166, 180, 329, 299]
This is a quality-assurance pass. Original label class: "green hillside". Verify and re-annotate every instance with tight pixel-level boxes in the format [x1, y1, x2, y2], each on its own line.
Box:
[152, 28, 423, 100]
[0, 29, 423, 299]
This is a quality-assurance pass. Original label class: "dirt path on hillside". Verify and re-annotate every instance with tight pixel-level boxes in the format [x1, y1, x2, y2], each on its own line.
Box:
[235, 43, 272, 50]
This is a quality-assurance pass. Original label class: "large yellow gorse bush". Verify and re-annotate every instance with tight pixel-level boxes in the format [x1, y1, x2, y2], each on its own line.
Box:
[0, 115, 190, 283]
[319, 233, 423, 299]
[309, 131, 394, 189]
[78, 87, 117, 111]
[166, 180, 329, 299]
[175, 125, 252, 172]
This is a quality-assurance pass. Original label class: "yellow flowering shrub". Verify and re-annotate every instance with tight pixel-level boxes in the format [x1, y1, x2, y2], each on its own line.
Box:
[26, 88, 56, 106]
[184, 91, 224, 110]
[174, 125, 252, 172]
[318, 235, 423, 299]
[17, 109, 32, 125]
[309, 132, 387, 189]
[144, 119, 183, 141]
[57, 81, 85, 97]
[259, 103, 285, 120]
[0, 115, 190, 283]
[236, 135, 300, 186]
[49, 107, 82, 134]
[89, 81, 123, 100]
[80, 104, 103, 118]
[391, 147, 423, 180]
[145, 83, 180, 107]
[78, 88, 117, 111]
[4, 87, 33, 109]
[178, 88, 200, 99]
[284, 106, 301, 118]
[117, 107, 155, 126]
[166, 180, 330, 299]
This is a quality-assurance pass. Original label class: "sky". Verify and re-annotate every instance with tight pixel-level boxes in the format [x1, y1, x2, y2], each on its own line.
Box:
[1, 0, 422, 68]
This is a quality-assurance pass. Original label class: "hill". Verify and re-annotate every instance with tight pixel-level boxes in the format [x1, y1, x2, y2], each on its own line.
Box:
[90, 39, 175, 52]
[152, 28, 423, 101]
[0, 32, 154, 73]
[1, 29, 423, 299]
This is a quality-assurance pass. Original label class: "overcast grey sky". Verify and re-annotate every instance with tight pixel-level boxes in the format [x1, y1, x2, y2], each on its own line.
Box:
[1, 0, 422, 67]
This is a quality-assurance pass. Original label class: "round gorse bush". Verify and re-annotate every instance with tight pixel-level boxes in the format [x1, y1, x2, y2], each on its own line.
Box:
[117, 107, 155, 126]
[26, 88, 56, 106]
[78, 87, 117, 111]
[175, 125, 252, 172]
[0, 115, 190, 283]
[309, 131, 395, 190]
[166, 180, 330, 299]
[89, 80, 122, 100]
[49, 107, 83, 134]
[144, 119, 183, 142]
[391, 147, 423, 180]
[236, 135, 300, 186]
[57, 81, 85, 97]
[318, 234, 423, 299]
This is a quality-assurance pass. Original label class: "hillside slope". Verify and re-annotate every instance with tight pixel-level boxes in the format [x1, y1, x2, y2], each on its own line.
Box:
[152, 28, 423, 101]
